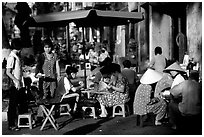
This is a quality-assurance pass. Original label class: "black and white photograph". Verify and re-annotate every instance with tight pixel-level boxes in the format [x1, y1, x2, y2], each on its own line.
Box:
[2, 1, 202, 135]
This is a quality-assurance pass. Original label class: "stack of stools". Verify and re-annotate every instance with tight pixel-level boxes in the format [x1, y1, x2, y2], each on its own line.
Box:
[17, 113, 33, 129]
[112, 103, 130, 117]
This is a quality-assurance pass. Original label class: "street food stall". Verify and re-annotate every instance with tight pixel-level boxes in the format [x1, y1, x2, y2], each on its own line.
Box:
[28, 9, 144, 130]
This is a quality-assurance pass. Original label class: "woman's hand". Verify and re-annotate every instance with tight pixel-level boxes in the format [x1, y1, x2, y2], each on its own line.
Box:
[79, 81, 84, 88]
[36, 73, 45, 78]
[106, 85, 114, 93]
[14, 79, 20, 90]
[71, 87, 77, 92]
[57, 76, 61, 82]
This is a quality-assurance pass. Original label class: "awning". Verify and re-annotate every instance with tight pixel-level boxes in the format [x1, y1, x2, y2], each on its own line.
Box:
[29, 9, 144, 27]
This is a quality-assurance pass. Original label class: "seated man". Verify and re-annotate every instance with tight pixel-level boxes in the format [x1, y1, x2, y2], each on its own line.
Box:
[169, 70, 202, 133]
[53, 66, 84, 113]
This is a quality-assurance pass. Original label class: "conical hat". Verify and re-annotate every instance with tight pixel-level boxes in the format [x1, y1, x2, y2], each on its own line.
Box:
[140, 69, 163, 84]
[163, 62, 186, 73]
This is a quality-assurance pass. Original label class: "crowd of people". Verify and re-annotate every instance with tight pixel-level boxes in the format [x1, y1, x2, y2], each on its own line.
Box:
[3, 38, 202, 134]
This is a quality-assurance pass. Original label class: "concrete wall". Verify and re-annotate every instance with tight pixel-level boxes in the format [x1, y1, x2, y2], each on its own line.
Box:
[115, 26, 125, 57]
[137, 2, 202, 75]
[186, 2, 202, 63]
[137, 7, 148, 73]
[138, 4, 173, 73]
[149, 7, 172, 61]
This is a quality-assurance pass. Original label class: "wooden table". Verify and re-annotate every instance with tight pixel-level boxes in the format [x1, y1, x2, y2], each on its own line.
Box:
[81, 89, 111, 99]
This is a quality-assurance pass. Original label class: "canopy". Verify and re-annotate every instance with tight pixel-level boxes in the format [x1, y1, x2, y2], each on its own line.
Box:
[30, 9, 144, 27]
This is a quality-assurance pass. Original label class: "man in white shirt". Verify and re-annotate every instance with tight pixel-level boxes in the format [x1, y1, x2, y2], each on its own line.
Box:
[6, 38, 24, 131]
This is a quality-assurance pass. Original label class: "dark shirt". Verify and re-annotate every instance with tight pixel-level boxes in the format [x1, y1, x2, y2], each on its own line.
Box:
[121, 68, 137, 85]
[170, 80, 202, 115]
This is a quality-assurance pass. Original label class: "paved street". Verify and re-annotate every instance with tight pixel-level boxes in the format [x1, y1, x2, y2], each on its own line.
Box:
[1, 115, 174, 135]
[2, 114, 201, 135]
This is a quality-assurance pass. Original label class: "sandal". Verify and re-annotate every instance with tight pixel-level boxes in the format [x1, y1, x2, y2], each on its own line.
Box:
[8, 126, 20, 131]
[155, 120, 162, 126]
[97, 116, 106, 119]
[99, 114, 107, 118]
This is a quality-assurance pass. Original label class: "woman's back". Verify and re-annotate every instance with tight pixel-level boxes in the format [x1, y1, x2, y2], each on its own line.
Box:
[151, 54, 166, 73]
[134, 84, 151, 115]
[121, 68, 137, 85]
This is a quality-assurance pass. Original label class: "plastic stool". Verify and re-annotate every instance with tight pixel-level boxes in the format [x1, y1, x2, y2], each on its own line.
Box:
[2, 99, 9, 121]
[60, 104, 71, 116]
[85, 63, 91, 70]
[76, 64, 81, 70]
[82, 106, 96, 119]
[112, 104, 130, 117]
[65, 65, 71, 70]
[17, 113, 32, 129]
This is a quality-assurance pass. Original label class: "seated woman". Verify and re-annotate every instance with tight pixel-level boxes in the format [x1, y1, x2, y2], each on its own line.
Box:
[96, 63, 129, 118]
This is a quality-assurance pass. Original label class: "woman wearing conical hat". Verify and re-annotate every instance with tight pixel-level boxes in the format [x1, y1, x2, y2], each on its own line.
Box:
[133, 69, 167, 126]
[163, 62, 187, 88]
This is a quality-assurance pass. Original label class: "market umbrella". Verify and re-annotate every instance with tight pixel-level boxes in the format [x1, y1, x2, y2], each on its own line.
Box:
[29, 9, 143, 27]
[28, 9, 144, 88]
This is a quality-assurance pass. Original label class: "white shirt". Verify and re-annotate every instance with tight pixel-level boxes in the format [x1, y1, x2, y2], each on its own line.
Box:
[171, 74, 185, 89]
[64, 77, 77, 94]
[6, 51, 24, 88]
[64, 77, 72, 94]
[183, 54, 189, 66]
